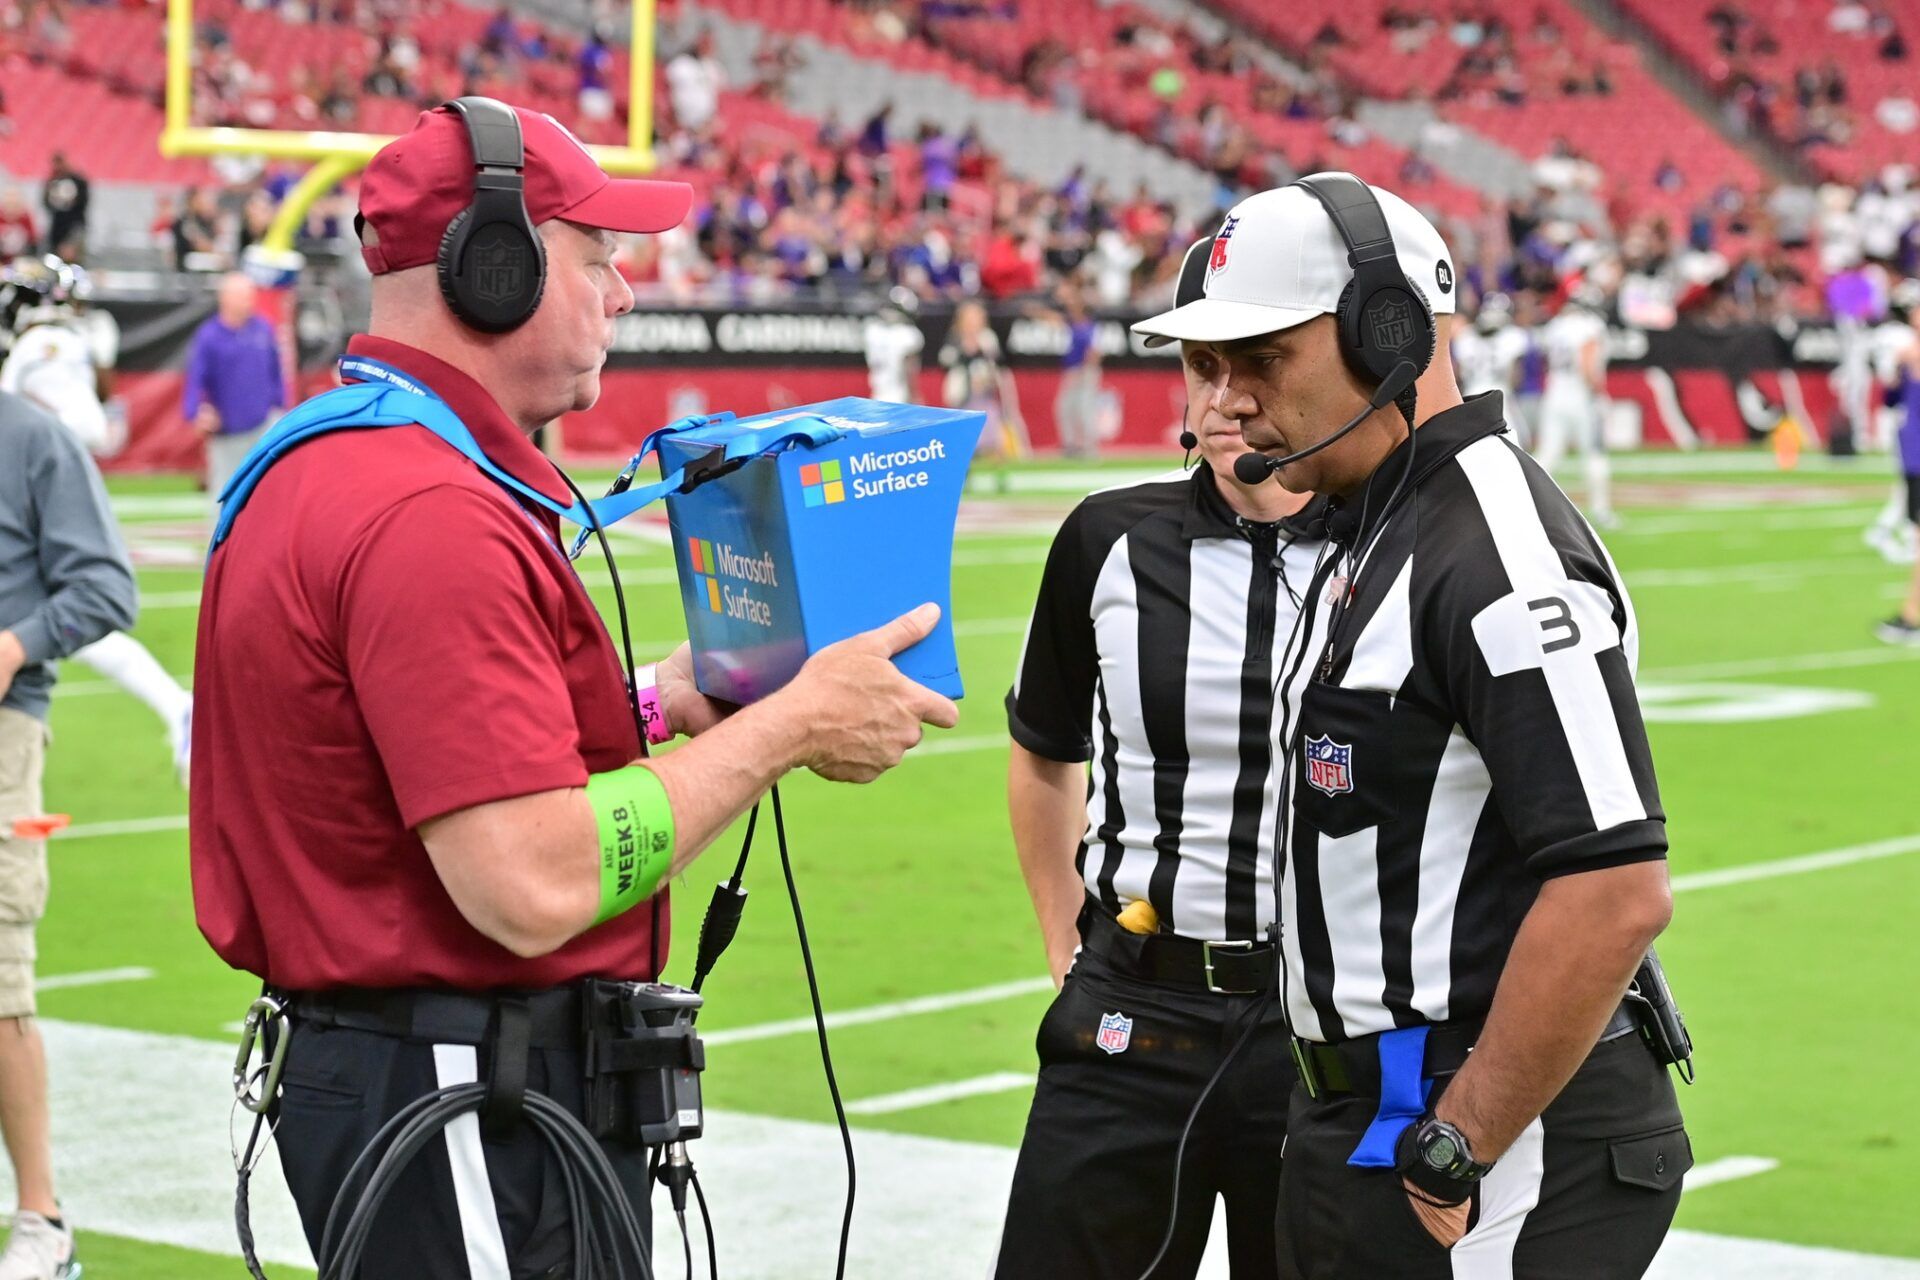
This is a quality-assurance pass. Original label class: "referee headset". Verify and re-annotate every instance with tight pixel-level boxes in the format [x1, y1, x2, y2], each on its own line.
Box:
[437, 96, 547, 333]
[1172, 233, 1216, 460]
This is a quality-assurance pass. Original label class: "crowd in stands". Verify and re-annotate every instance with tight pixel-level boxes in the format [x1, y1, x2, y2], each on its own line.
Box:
[2, 0, 1919, 330]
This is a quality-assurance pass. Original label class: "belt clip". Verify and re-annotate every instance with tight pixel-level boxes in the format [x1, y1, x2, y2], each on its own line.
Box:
[1202, 939, 1255, 994]
[1289, 1036, 1323, 1101]
[233, 993, 288, 1116]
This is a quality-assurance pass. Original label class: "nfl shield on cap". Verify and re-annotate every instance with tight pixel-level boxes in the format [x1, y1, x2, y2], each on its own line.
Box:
[1133, 177, 1456, 347]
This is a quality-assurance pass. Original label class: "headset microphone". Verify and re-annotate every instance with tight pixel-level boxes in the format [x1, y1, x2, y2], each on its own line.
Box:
[1231, 358, 1419, 485]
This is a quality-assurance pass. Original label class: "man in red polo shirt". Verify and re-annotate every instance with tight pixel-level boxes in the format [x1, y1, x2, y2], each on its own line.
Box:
[190, 100, 956, 1277]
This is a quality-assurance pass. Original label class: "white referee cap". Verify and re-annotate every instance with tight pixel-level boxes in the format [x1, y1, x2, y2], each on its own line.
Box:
[1133, 177, 1457, 346]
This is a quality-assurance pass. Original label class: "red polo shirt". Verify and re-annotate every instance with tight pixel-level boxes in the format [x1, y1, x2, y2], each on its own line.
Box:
[189, 336, 658, 991]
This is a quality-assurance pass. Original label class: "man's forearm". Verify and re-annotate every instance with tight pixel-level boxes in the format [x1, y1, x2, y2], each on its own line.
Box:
[1433, 860, 1672, 1161]
[1008, 744, 1088, 981]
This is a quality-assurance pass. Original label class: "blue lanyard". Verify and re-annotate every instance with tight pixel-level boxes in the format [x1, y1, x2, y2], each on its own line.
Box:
[338, 356, 711, 557]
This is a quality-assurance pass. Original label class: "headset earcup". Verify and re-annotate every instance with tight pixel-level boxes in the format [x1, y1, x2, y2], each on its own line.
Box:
[436, 207, 547, 333]
[1349, 279, 1437, 386]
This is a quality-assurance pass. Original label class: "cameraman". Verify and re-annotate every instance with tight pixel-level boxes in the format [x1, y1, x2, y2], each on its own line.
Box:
[190, 101, 956, 1277]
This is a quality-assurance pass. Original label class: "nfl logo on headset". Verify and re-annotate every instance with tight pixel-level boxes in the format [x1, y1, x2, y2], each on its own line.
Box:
[1305, 734, 1354, 797]
[1369, 296, 1415, 352]
[1096, 1011, 1134, 1055]
[471, 236, 525, 306]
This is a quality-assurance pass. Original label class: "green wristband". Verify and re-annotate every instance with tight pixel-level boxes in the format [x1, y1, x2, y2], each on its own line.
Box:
[584, 766, 675, 925]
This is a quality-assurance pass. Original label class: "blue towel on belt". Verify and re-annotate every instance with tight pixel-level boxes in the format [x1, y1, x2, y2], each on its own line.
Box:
[1347, 1025, 1431, 1167]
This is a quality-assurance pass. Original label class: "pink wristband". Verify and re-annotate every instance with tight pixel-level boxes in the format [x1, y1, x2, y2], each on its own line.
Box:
[633, 664, 673, 745]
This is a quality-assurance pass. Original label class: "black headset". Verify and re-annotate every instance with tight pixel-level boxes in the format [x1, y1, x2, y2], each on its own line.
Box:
[1172, 232, 1215, 453]
[437, 96, 547, 333]
[1291, 171, 1438, 393]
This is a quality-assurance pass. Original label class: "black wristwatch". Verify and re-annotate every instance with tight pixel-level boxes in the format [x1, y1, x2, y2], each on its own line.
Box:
[1395, 1115, 1494, 1206]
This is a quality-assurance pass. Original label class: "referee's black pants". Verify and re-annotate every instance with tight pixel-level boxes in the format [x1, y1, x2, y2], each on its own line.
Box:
[994, 948, 1294, 1279]
[274, 1011, 652, 1279]
[1277, 1033, 1689, 1280]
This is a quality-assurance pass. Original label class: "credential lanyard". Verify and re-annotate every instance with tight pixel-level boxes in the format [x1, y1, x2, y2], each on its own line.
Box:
[337, 358, 846, 560]
[336, 356, 702, 551]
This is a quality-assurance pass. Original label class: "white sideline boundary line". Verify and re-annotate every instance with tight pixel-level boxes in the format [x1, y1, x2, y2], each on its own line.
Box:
[2, 1020, 1913, 1278]
[34, 966, 155, 991]
[844, 1071, 1034, 1115]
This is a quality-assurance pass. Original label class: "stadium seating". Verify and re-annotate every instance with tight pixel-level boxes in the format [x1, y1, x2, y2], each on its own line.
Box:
[914, 0, 1485, 216]
[1614, 0, 1920, 181]
[1200, 0, 1767, 218]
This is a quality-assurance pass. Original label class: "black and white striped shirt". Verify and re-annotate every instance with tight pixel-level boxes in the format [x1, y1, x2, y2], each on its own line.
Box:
[1008, 465, 1327, 943]
[1276, 393, 1666, 1043]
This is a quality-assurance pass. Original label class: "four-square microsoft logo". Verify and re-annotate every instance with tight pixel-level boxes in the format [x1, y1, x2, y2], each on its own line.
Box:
[800, 460, 846, 507]
[686, 537, 723, 612]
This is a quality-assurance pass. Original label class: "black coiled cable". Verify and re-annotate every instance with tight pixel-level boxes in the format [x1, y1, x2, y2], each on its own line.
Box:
[316, 1083, 653, 1280]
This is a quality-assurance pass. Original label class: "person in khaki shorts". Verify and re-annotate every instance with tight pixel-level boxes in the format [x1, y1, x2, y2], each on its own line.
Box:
[0, 387, 136, 1279]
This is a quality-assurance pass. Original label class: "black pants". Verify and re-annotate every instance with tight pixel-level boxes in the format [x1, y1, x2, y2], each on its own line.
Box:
[275, 1018, 653, 1279]
[1278, 1034, 1689, 1280]
[995, 948, 1295, 1279]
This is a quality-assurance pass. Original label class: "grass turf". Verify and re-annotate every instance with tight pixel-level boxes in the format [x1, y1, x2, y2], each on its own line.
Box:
[23, 452, 1920, 1272]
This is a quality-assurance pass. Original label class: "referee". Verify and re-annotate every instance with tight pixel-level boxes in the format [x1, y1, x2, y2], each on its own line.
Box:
[1136, 176, 1690, 1278]
[994, 236, 1323, 1277]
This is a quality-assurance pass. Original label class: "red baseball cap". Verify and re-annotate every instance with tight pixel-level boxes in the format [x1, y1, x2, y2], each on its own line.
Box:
[357, 103, 694, 275]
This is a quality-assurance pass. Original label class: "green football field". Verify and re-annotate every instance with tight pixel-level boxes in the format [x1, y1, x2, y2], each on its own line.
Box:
[18, 452, 1920, 1277]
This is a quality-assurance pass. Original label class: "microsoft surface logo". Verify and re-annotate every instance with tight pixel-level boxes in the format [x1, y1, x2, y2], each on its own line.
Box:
[686, 537, 722, 612]
[800, 460, 846, 507]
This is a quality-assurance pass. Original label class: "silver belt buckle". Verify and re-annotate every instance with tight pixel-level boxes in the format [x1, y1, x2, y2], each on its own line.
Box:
[1203, 939, 1257, 994]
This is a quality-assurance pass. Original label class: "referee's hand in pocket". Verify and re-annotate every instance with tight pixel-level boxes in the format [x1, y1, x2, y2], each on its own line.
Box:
[778, 603, 960, 783]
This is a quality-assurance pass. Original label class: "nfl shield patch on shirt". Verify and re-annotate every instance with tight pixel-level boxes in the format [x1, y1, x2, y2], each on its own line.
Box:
[1305, 734, 1354, 797]
[1096, 1011, 1134, 1055]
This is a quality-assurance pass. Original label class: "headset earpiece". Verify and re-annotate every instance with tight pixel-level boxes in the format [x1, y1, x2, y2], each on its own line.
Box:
[436, 97, 547, 334]
[1295, 173, 1436, 392]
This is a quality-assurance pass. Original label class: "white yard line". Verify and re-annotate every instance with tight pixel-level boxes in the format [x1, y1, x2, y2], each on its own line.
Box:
[34, 966, 156, 992]
[708, 828, 1920, 1049]
[1644, 646, 1920, 682]
[53, 815, 188, 840]
[703, 977, 1055, 1047]
[844, 1072, 1035, 1116]
[1672, 834, 1920, 892]
[1627, 557, 1885, 588]
[1684, 1156, 1781, 1191]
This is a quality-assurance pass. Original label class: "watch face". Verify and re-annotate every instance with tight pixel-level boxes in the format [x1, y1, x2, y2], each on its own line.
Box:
[1424, 1134, 1459, 1170]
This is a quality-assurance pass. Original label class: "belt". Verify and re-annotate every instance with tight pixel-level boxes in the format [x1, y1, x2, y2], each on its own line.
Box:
[1291, 1002, 1640, 1100]
[289, 986, 586, 1051]
[1080, 903, 1275, 995]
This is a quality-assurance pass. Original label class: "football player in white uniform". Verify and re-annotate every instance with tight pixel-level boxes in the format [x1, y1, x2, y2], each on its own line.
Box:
[1535, 284, 1616, 526]
[1451, 292, 1532, 447]
[1, 256, 193, 783]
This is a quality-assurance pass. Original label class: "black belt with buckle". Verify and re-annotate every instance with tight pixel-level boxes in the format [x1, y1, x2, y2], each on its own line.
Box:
[289, 986, 587, 1050]
[1079, 903, 1275, 995]
[1290, 1001, 1640, 1100]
